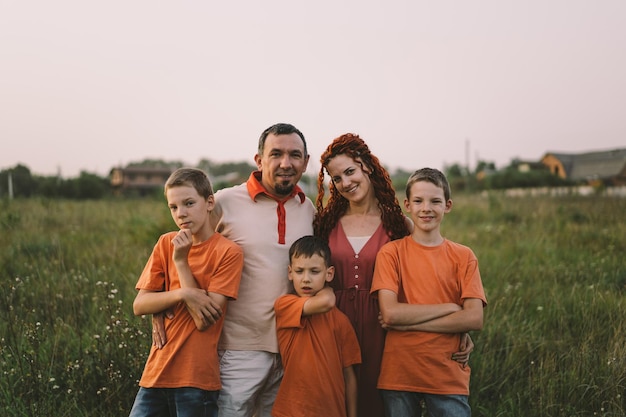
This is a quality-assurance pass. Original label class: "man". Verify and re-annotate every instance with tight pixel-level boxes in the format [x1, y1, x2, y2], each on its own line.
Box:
[210, 123, 315, 416]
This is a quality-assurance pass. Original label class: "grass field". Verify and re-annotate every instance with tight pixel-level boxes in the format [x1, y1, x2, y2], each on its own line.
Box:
[1, 194, 624, 416]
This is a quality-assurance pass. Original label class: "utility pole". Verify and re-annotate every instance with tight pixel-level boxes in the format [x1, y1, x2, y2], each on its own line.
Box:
[465, 138, 473, 192]
[8, 171, 14, 199]
[465, 138, 470, 175]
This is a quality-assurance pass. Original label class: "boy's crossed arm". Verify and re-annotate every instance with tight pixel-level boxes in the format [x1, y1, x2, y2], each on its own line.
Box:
[377, 289, 480, 366]
[172, 233, 225, 330]
[134, 287, 223, 322]
[377, 289, 461, 328]
[377, 289, 483, 333]
[149, 289, 226, 349]
[135, 288, 226, 329]
[301, 286, 335, 316]
[149, 229, 229, 348]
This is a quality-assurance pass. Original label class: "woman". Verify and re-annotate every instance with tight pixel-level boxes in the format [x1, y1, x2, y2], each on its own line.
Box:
[314, 133, 473, 417]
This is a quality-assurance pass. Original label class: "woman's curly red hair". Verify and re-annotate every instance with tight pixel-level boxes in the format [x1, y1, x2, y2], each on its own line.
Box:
[313, 133, 410, 242]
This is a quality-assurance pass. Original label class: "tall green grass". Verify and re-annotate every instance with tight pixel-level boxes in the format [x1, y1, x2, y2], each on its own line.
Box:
[1, 194, 624, 416]
[0, 198, 172, 416]
[445, 194, 625, 416]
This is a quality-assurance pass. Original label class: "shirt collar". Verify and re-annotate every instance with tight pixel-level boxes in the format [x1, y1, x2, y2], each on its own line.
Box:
[246, 171, 306, 203]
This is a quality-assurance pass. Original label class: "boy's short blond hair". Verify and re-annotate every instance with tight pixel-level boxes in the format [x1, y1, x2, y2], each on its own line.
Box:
[165, 168, 213, 199]
[405, 168, 451, 201]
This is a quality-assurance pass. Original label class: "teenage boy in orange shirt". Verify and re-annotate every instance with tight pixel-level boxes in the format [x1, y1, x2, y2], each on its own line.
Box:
[371, 168, 487, 417]
[130, 168, 244, 417]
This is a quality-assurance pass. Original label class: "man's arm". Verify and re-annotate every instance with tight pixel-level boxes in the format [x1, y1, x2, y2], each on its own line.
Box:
[343, 365, 358, 417]
[377, 289, 462, 326]
[301, 287, 336, 316]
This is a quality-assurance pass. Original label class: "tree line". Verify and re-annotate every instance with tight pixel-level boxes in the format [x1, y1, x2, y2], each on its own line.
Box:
[0, 158, 572, 200]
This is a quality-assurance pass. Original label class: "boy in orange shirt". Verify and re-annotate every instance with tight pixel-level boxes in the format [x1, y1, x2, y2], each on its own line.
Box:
[371, 168, 487, 417]
[129, 168, 244, 417]
[273, 235, 361, 417]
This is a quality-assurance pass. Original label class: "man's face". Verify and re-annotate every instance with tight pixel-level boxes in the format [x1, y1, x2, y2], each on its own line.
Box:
[255, 133, 309, 199]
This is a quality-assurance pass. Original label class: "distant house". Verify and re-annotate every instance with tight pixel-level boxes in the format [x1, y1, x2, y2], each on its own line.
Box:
[475, 159, 545, 181]
[110, 166, 174, 195]
[512, 160, 546, 173]
[541, 148, 626, 185]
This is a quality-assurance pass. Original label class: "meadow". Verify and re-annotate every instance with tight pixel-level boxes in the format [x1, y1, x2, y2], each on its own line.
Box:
[0, 193, 624, 416]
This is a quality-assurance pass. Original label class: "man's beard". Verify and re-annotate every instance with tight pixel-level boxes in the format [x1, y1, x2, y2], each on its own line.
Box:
[274, 181, 295, 197]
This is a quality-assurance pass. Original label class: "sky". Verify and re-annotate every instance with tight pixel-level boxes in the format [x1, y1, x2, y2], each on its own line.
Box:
[1, 0, 625, 179]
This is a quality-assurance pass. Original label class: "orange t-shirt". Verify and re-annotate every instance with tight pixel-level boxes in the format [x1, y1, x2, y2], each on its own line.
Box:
[273, 294, 361, 417]
[371, 237, 487, 395]
[135, 232, 243, 391]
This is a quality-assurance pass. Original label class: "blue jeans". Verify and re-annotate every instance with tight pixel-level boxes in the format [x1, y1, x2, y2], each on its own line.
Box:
[129, 387, 219, 417]
[380, 389, 471, 417]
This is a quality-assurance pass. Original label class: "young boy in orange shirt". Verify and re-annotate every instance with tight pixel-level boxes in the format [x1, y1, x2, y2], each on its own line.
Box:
[273, 235, 361, 417]
[371, 168, 487, 417]
[129, 168, 244, 417]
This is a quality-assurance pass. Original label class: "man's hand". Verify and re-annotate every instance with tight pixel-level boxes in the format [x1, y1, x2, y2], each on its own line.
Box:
[451, 333, 474, 367]
[152, 312, 168, 349]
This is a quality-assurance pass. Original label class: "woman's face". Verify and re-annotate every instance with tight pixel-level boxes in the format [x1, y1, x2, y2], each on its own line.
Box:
[326, 154, 374, 204]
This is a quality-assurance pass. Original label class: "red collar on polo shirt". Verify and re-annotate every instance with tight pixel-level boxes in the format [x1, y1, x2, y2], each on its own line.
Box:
[246, 171, 306, 245]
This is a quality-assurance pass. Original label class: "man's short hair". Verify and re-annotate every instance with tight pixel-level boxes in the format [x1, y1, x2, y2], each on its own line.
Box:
[258, 123, 307, 156]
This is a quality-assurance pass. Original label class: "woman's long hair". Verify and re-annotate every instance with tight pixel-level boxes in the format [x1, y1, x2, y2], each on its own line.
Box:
[314, 133, 410, 242]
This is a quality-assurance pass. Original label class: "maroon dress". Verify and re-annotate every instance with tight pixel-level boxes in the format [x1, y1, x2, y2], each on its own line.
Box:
[328, 222, 390, 417]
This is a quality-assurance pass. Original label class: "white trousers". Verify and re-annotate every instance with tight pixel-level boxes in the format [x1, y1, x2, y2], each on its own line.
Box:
[217, 350, 284, 417]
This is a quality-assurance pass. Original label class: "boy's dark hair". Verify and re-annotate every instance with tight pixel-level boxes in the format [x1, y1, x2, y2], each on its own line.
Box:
[405, 168, 451, 201]
[165, 168, 213, 199]
[289, 235, 331, 267]
[258, 123, 308, 156]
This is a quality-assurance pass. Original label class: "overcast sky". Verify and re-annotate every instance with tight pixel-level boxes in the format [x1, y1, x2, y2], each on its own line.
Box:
[1, 0, 625, 178]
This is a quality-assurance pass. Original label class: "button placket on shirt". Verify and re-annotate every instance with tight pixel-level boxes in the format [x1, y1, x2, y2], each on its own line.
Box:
[354, 254, 359, 289]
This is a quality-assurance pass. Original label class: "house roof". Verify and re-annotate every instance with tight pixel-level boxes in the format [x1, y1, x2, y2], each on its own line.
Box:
[543, 148, 626, 180]
[110, 166, 174, 175]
